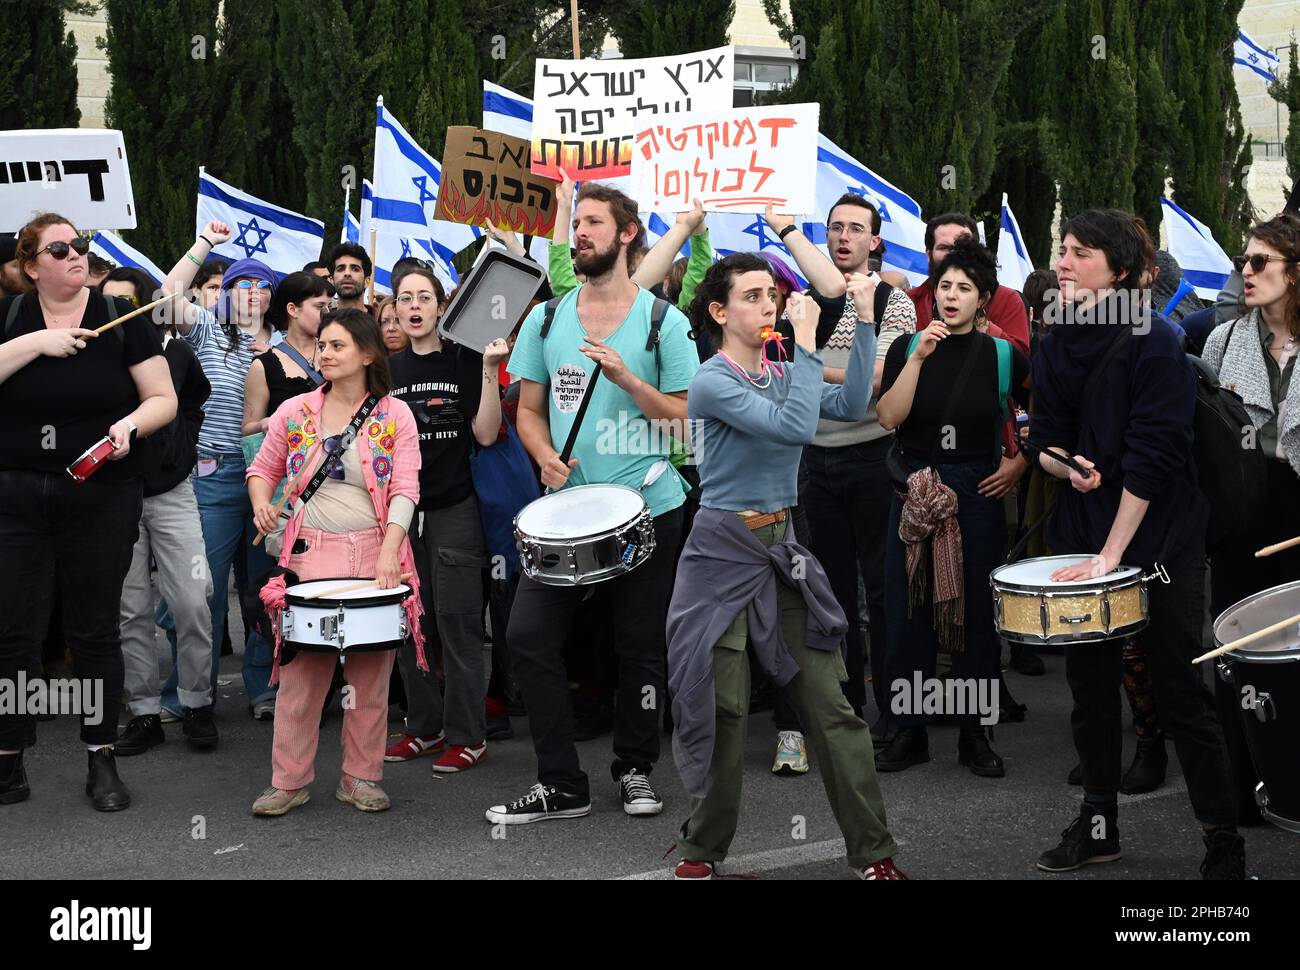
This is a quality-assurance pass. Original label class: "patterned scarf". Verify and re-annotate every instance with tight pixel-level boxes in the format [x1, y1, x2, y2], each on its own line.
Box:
[897, 466, 964, 651]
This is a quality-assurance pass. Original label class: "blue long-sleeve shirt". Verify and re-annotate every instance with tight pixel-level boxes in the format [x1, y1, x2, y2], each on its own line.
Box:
[1029, 303, 1207, 567]
[689, 322, 876, 513]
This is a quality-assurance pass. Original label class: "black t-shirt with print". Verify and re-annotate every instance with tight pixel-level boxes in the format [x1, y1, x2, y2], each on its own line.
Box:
[388, 344, 485, 510]
[0, 293, 163, 482]
[880, 329, 1029, 463]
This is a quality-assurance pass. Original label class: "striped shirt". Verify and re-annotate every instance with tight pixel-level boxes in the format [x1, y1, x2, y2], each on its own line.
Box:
[184, 307, 257, 455]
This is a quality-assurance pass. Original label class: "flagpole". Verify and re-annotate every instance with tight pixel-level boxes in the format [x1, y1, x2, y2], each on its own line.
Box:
[342, 184, 352, 244]
[569, 0, 580, 59]
[368, 228, 377, 306]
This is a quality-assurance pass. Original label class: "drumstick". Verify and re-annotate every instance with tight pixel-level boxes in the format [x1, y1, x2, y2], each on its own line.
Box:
[1255, 535, 1300, 558]
[1192, 610, 1300, 663]
[303, 573, 413, 600]
[251, 487, 293, 546]
[88, 293, 175, 336]
[1040, 447, 1089, 477]
[559, 361, 601, 464]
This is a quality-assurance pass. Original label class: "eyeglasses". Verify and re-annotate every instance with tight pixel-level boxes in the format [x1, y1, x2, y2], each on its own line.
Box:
[1234, 253, 1300, 274]
[396, 292, 438, 306]
[828, 222, 870, 238]
[233, 279, 272, 290]
[38, 238, 91, 260]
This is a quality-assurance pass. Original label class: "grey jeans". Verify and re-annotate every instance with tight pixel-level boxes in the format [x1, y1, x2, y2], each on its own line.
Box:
[398, 494, 488, 745]
[119, 478, 215, 714]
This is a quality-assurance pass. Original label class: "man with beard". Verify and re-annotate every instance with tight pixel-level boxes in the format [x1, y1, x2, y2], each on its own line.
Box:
[326, 243, 372, 313]
[484, 182, 699, 825]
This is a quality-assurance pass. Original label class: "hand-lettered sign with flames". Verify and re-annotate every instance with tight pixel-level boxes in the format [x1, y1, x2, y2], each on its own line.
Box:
[438, 126, 559, 237]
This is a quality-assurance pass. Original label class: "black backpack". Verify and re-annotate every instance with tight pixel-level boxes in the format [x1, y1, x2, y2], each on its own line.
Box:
[1187, 325, 1268, 552]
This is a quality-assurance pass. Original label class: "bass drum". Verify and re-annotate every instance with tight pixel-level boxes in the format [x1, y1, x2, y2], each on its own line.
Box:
[1214, 580, 1300, 835]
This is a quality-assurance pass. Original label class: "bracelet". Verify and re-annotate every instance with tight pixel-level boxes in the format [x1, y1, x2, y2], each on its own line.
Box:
[185, 251, 202, 267]
[777, 224, 799, 241]
[198, 234, 216, 249]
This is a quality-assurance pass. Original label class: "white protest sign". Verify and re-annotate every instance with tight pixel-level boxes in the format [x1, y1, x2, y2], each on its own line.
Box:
[530, 45, 734, 181]
[629, 103, 820, 214]
[0, 129, 136, 231]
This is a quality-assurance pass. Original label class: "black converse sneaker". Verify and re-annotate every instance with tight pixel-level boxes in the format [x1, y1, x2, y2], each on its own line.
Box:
[619, 770, 663, 816]
[484, 783, 590, 825]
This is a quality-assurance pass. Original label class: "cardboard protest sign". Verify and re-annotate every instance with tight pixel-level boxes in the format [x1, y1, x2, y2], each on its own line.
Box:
[0, 129, 136, 231]
[629, 103, 820, 214]
[530, 45, 734, 181]
[438, 126, 558, 237]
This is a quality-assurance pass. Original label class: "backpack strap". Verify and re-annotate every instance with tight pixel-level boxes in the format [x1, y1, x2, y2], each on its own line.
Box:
[539, 295, 565, 339]
[647, 295, 670, 385]
[994, 336, 1011, 421]
[5, 293, 124, 344]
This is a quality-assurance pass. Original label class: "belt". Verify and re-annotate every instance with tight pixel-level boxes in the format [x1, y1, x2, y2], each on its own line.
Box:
[739, 509, 787, 531]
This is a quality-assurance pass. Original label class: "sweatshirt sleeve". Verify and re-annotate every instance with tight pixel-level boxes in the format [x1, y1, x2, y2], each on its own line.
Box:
[690, 350, 823, 445]
[1027, 334, 1079, 457]
[385, 398, 422, 507]
[677, 231, 713, 310]
[1120, 349, 1196, 501]
[548, 243, 579, 296]
[818, 320, 875, 421]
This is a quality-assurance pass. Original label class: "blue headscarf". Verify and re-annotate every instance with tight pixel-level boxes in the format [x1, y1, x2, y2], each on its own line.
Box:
[215, 257, 277, 327]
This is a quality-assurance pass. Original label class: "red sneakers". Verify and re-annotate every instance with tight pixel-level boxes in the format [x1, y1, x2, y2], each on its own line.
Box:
[431, 741, 487, 773]
[673, 860, 715, 880]
[859, 857, 909, 880]
[384, 733, 445, 762]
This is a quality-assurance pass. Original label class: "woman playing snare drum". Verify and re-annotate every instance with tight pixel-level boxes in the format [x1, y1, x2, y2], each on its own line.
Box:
[246, 308, 424, 816]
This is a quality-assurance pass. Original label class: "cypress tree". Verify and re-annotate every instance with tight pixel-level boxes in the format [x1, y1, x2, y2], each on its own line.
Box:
[103, 0, 221, 260]
[0, 0, 85, 130]
[1268, 41, 1300, 193]
[609, 1, 735, 59]
[1053, 0, 1138, 218]
[1131, 0, 1182, 235]
[1166, 0, 1251, 251]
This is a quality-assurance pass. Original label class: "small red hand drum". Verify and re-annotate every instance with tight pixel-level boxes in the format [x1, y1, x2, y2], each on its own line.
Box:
[66, 435, 117, 484]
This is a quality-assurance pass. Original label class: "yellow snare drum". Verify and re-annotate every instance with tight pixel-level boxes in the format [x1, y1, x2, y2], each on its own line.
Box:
[990, 555, 1150, 645]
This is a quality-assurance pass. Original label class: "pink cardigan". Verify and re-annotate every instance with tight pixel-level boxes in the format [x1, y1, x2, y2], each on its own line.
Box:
[247, 385, 426, 680]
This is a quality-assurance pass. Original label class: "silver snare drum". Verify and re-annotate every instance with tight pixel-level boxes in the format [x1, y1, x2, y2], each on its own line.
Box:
[514, 484, 655, 586]
[281, 579, 411, 653]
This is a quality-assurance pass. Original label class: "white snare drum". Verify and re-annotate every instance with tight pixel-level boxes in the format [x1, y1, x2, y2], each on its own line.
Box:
[514, 484, 655, 586]
[281, 579, 411, 653]
[990, 555, 1150, 645]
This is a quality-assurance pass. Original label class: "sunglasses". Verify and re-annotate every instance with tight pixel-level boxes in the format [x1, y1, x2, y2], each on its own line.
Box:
[1234, 253, 1300, 274]
[38, 238, 91, 260]
[233, 279, 272, 290]
[322, 434, 346, 480]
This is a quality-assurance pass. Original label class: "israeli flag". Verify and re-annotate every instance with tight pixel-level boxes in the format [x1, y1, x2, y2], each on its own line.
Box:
[481, 81, 930, 287]
[371, 231, 459, 296]
[371, 99, 479, 257]
[996, 193, 1034, 292]
[89, 230, 165, 286]
[1160, 196, 1233, 301]
[196, 168, 324, 275]
[1235, 29, 1280, 82]
[343, 209, 359, 245]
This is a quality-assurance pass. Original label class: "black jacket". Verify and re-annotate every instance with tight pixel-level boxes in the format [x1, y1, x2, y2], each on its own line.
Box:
[143, 335, 210, 497]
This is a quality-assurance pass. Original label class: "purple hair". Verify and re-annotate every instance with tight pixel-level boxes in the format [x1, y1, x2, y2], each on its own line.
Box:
[757, 252, 801, 294]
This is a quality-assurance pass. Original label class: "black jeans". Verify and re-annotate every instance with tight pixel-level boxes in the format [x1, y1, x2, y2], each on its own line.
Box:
[1066, 537, 1237, 828]
[884, 459, 1005, 731]
[801, 436, 893, 719]
[0, 470, 142, 749]
[508, 507, 683, 799]
[1209, 459, 1300, 815]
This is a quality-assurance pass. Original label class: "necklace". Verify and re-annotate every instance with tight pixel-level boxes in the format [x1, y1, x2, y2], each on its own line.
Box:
[718, 349, 772, 389]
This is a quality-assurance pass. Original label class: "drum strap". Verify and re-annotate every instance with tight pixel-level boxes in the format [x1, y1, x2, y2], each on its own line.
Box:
[293, 393, 380, 508]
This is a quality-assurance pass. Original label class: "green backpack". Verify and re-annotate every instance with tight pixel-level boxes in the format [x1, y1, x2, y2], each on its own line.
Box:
[907, 331, 1011, 421]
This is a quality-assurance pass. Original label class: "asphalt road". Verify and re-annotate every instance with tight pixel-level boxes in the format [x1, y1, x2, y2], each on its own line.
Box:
[4, 587, 1298, 882]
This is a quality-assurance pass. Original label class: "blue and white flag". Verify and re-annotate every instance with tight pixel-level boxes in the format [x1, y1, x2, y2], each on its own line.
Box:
[1161, 196, 1233, 301]
[343, 208, 360, 245]
[196, 168, 324, 275]
[1235, 29, 1280, 82]
[371, 231, 460, 296]
[996, 193, 1034, 292]
[483, 80, 533, 140]
[89, 229, 165, 286]
[371, 99, 479, 260]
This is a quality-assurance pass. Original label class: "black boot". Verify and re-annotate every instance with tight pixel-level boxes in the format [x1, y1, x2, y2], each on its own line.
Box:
[183, 705, 219, 750]
[1200, 829, 1246, 880]
[0, 751, 29, 805]
[1119, 735, 1167, 795]
[85, 749, 131, 812]
[870, 715, 898, 745]
[1037, 803, 1121, 872]
[1067, 763, 1082, 786]
[115, 714, 165, 756]
[874, 726, 929, 772]
[958, 727, 1006, 777]
[1009, 644, 1045, 676]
